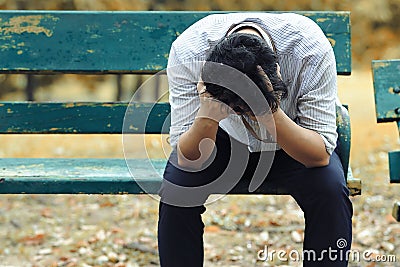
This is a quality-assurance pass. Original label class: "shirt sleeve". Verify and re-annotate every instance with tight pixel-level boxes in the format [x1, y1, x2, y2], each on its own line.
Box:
[167, 44, 203, 148]
[296, 49, 338, 155]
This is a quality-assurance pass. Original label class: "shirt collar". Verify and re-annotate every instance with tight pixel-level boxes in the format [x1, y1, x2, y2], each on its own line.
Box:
[225, 22, 275, 52]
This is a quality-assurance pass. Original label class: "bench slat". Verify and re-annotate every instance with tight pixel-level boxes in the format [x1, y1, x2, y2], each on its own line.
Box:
[0, 11, 350, 74]
[389, 151, 400, 183]
[0, 102, 350, 137]
[372, 60, 400, 122]
[0, 102, 170, 134]
[0, 158, 361, 195]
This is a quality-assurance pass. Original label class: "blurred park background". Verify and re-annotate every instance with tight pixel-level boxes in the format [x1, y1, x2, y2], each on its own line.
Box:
[0, 0, 399, 266]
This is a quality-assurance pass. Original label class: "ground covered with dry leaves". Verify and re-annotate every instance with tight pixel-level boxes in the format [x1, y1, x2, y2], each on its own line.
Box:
[0, 190, 399, 266]
[0, 70, 399, 266]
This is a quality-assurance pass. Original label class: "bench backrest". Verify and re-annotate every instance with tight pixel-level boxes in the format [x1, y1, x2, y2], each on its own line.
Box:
[372, 60, 400, 125]
[0, 11, 351, 135]
[372, 59, 400, 183]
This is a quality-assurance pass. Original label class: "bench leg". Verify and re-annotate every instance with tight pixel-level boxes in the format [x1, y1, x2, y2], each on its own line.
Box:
[393, 201, 400, 222]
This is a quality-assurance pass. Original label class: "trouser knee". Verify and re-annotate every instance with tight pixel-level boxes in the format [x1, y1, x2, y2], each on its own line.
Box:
[299, 154, 349, 199]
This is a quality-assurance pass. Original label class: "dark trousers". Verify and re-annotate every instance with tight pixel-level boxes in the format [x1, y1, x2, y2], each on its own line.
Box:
[158, 128, 353, 266]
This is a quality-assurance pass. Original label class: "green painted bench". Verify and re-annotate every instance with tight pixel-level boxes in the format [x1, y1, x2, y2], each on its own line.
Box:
[372, 59, 400, 220]
[0, 11, 361, 196]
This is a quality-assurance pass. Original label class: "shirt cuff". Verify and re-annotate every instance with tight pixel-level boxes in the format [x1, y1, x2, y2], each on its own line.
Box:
[169, 125, 191, 148]
[319, 133, 336, 155]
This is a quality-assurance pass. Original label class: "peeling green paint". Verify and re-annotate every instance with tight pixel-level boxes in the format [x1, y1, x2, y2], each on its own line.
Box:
[316, 17, 328, 23]
[146, 64, 163, 70]
[64, 103, 75, 108]
[373, 61, 391, 69]
[0, 15, 59, 37]
[385, 110, 399, 118]
[327, 38, 336, 47]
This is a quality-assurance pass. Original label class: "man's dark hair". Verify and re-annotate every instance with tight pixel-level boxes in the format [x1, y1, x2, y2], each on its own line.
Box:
[201, 32, 287, 115]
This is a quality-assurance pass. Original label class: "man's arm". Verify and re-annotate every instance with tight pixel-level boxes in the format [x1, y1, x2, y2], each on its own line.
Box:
[257, 51, 337, 168]
[177, 117, 219, 169]
[177, 84, 231, 169]
[257, 105, 330, 168]
[176, 103, 220, 170]
[272, 108, 329, 167]
[167, 45, 229, 170]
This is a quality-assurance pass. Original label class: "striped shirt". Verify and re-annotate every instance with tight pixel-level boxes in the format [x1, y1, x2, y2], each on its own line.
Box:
[167, 12, 338, 155]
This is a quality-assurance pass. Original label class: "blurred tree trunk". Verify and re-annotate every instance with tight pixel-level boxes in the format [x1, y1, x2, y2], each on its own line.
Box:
[134, 75, 144, 101]
[154, 74, 161, 101]
[116, 74, 122, 101]
[26, 75, 35, 101]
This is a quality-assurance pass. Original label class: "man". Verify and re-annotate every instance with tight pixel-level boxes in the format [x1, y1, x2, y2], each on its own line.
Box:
[158, 12, 353, 266]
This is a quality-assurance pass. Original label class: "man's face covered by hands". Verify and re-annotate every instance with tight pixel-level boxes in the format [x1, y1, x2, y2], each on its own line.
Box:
[200, 32, 287, 117]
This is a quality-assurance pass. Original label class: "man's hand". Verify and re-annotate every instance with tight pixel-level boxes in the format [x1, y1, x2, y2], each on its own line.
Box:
[257, 65, 274, 92]
[176, 81, 233, 170]
[256, 66, 330, 167]
[257, 65, 283, 109]
[196, 81, 232, 123]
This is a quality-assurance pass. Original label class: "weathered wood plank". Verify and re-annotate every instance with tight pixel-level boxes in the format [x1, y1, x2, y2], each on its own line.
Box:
[0, 158, 163, 194]
[0, 11, 351, 74]
[0, 102, 170, 134]
[0, 101, 349, 136]
[0, 158, 361, 195]
[372, 59, 400, 122]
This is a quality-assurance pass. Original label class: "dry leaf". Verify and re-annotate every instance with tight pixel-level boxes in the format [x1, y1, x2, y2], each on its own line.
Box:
[20, 234, 46, 246]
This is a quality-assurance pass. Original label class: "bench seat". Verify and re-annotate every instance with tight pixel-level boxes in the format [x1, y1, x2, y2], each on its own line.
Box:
[0, 158, 361, 196]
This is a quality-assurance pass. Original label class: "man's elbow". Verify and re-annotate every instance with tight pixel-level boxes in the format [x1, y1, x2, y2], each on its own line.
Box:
[304, 154, 330, 168]
[177, 155, 202, 170]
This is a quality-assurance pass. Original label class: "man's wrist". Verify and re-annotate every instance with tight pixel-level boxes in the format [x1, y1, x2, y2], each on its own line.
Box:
[193, 116, 219, 129]
[272, 107, 285, 123]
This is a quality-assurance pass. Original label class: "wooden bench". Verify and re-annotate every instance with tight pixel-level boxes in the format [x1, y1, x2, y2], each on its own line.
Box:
[0, 11, 361, 196]
[372, 59, 400, 220]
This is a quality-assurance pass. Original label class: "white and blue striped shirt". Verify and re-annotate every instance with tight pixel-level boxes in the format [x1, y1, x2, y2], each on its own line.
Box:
[167, 13, 338, 155]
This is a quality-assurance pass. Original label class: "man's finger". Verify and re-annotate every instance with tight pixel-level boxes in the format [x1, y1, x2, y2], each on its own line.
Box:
[256, 65, 273, 92]
[197, 81, 205, 93]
